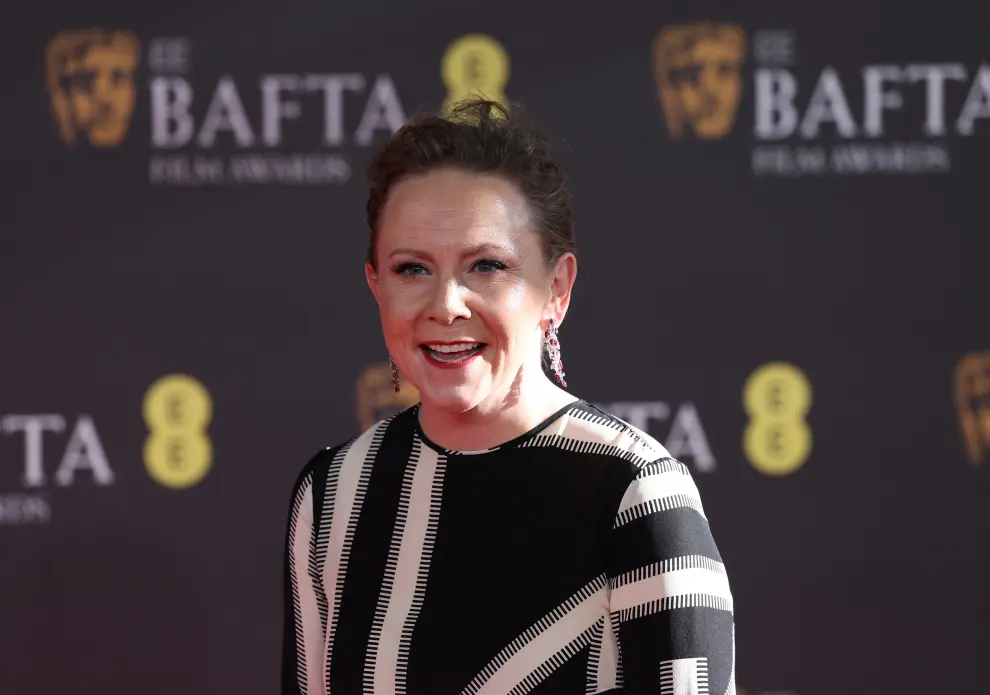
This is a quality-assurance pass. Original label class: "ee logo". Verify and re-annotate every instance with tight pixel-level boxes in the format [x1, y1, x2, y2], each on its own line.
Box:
[143, 374, 213, 489]
[743, 362, 813, 476]
[441, 34, 510, 114]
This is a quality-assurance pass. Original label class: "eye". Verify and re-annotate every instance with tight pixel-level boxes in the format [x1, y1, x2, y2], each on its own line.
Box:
[391, 262, 429, 277]
[472, 259, 507, 274]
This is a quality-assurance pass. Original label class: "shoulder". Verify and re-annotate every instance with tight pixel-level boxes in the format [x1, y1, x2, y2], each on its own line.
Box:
[287, 404, 418, 501]
[557, 400, 698, 502]
[546, 400, 676, 472]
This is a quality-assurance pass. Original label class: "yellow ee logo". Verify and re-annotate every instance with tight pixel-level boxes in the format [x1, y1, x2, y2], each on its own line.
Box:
[743, 362, 812, 476]
[143, 374, 214, 489]
[441, 34, 510, 114]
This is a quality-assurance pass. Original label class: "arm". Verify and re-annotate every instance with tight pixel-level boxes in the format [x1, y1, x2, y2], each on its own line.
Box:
[282, 468, 326, 695]
[606, 458, 735, 695]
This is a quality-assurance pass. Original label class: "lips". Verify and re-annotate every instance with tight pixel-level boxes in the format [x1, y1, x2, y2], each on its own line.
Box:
[421, 342, 486, 364]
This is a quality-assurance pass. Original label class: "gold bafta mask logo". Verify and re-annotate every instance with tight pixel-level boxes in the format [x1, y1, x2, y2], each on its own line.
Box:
[653, 23, 746, 140]
[441, 34, 510, 115]
[954, 351, 990, 465]
[356, 363, 420, 431]
[45, 29, 140, 147]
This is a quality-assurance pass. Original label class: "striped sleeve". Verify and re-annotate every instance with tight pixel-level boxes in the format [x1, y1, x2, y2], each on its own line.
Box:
[605, 458, 736, 695]
[282, 460, 327, 695]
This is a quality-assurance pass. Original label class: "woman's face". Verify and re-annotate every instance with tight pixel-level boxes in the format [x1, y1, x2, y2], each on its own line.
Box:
[367, 168, 574, 415]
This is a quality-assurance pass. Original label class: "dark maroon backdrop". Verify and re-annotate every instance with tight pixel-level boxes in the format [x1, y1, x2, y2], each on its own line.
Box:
[2, 1, 988, 693]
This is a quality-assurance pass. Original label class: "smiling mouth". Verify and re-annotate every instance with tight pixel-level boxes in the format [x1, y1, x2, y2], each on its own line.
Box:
[421, 342, 487, 364]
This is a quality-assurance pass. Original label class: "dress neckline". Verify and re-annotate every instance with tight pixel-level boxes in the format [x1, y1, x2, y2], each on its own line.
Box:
[411, 399, 583, 456]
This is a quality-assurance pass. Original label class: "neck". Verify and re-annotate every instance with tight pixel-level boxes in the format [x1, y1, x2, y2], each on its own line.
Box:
[417, 365, 575, 452]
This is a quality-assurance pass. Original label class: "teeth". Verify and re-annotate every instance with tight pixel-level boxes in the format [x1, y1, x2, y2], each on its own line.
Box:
[429, 342, 480, 353]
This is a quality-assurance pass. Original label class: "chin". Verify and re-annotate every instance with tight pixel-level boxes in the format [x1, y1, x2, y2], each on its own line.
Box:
[415, 381, 488, 415]
[403, 348, 497, 414]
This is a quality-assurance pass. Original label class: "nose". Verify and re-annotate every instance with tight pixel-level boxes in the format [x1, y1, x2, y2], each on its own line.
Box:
[426, 277, 471, 325]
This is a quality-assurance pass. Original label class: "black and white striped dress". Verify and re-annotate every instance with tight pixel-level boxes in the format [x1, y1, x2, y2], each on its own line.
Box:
[282, 400, 735, 695]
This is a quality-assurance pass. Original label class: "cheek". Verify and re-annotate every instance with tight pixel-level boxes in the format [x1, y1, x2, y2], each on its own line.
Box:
[500, 283, 532, 313]
[377, 285, 420, 333]
[483, 281, 544, 344]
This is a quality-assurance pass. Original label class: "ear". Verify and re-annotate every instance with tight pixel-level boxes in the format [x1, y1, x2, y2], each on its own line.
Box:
[544, 252, 577, 326]
[365, 261, 382, 305]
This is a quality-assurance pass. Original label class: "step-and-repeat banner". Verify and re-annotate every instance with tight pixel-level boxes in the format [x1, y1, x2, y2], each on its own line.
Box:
[2, 1, 988, 693]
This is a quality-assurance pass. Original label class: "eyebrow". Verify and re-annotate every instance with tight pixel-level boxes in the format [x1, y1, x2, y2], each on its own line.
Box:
[387, 243, 517, 261]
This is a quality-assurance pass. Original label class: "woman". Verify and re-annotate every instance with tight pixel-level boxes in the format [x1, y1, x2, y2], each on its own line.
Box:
[282, 99, 734, 695]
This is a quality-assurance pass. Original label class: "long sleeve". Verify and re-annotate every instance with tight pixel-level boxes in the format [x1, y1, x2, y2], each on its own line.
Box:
[282, 470, 327, 695]
[605, 457, 736, 695]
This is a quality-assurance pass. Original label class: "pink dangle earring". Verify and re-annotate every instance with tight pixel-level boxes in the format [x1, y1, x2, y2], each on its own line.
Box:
[389, 356, 400, 392]
[544, 318, 567, 387]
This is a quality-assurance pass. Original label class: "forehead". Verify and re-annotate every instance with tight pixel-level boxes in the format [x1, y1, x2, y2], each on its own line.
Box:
[377, 169, 536, 252]
[691, 41, 739, 63]
[86, 47, 133, 68]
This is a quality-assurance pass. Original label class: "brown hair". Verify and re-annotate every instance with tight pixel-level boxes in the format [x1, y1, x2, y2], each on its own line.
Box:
[365, 98, 575, 269]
